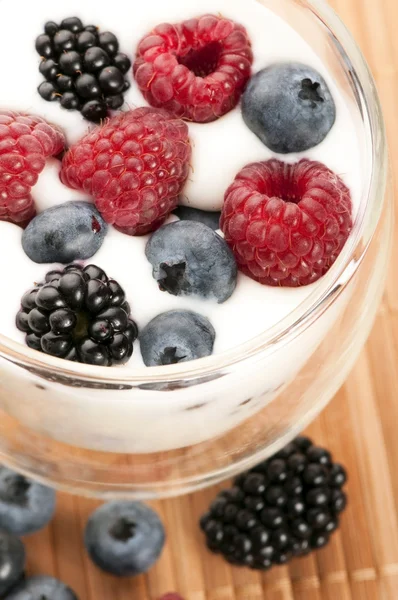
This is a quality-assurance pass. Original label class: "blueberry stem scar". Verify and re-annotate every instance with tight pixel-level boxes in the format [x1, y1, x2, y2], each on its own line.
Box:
[109, 517, 136, 542]
[158, 262, 187, 296]
[298, 78, 324, 107]
[160, 347, 187, 365]
[2, 475, 30, 507]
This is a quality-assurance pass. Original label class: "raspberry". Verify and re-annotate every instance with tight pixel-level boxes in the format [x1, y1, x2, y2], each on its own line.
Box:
[16, 263, 138, 366]
[133, 14, 253, 123]
[60, 107, 191, 236]
[221, 159, 352, 287]
[0, 111, 65, 227]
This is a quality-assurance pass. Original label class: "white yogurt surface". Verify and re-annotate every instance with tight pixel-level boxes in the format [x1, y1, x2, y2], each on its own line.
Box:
[0, 0, 364, 369]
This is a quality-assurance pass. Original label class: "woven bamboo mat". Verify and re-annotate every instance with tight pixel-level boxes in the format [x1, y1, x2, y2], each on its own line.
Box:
[15, 0, 398, 598]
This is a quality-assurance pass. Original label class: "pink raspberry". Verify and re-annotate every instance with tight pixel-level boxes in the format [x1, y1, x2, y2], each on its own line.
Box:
[133, 14, 253, 123]
[221, 159, 353, 287]
[0, 111, 65, 227]
[60, 107, 191, 236]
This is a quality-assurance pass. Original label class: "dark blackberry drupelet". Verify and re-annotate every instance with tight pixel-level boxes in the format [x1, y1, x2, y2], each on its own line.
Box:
[16, 264, 138, 366]
[36, 17, 131, 122]
[200, 437, 347, 570]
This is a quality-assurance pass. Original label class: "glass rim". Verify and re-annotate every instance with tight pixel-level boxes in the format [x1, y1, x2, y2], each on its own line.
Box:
[0, 0, 388, 385]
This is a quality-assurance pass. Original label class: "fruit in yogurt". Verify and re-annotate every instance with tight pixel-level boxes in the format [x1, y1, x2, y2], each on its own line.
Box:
[84, 501, 165, 576]
[133, 14, 253, 123]
[36, 17, 131, 122]
[146, 221, 237, 302]
[0, 466, 56, 535]
[6, 576, 78, 600]
[242, 63, 336, 153]
[200, 437, 347, 569]
[0, 111, 65, 227]
[22, 201, 108, 264]
[221, 159, 352, 287]
[16, 264, 138, 366]
[139, 310, 215, 366]
[60, 107, 191, 236]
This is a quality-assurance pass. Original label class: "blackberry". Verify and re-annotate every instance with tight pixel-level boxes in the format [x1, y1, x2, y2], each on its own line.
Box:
[16, 264, 138, 366]
[200, 437, 348, 570]
[35, 17, 131, 122]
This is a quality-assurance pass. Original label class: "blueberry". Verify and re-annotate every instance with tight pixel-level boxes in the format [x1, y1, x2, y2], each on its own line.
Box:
[0, 531, 25, 596]
[242, 63, 336, 153]
[22, 201, 108, 264]
[173, 206, 221, 231]
[84, 501, 165, 576]
[5, 575, 78, 600]
[139, 310, 215, 367]
[146, 221, 237, 303]
[0, 466, 56, 535]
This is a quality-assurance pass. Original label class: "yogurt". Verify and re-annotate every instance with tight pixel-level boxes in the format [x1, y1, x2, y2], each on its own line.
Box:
[0, 0, 368, 452]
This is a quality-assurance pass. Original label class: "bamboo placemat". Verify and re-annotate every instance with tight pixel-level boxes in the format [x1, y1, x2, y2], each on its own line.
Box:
[15, 0, 398, 598]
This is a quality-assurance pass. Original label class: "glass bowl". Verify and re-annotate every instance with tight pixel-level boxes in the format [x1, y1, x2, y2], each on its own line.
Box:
[0, 0, 392, 498]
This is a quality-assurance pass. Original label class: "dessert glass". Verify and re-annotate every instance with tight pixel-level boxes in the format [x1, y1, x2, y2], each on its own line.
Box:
[0, 0, 392, 499]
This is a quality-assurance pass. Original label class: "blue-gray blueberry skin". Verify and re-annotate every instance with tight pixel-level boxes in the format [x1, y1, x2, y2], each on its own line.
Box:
[5, 575, 78, 600]
[173, 206, 221, 231]
[22, 201, 108, 264]
[0, 531, 25, 597]
[139, 310, 215, 367]
[0, 466, 56, 536]
[84, 501, 165, 577]
[146, 221, 237, 304]
[242, 63, 336, 154]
